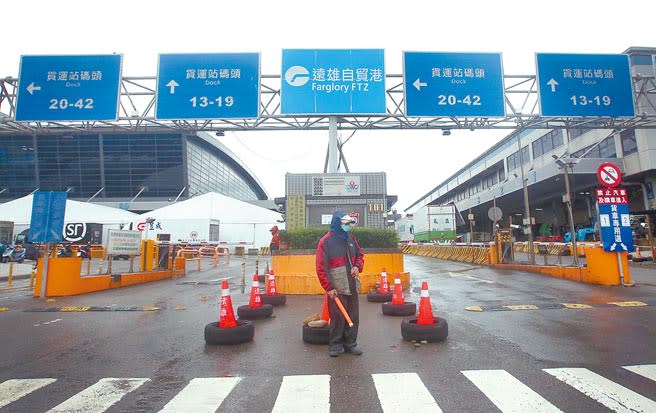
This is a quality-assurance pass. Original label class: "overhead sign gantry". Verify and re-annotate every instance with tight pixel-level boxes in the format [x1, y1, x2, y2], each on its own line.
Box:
[2, 49, 655, 133]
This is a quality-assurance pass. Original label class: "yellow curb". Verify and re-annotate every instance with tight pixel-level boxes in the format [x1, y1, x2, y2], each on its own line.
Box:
[562, 303, 593, 309]
[0, 307, 9, 312]
[608, 301, 648, 307]
[175, 305, 186, 311]
[143, 305, 160, 311]
[46, 298, 56, 302]
[199, 295, 209, 301]
[60, 306, 90, 312]
[465, 306, 483, 312]
[503, 304, 540, 311]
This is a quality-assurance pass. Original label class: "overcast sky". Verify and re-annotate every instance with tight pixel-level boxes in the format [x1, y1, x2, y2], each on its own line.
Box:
[3, 1, 653, 212]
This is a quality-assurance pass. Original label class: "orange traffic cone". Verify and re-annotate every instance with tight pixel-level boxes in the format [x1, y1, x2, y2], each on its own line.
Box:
[391, 273, 405, 304]
[248, 273, 263, 308]
[320, 293, 330, 323]
[378, 268, 390, 294]
[219, 279, 238, 328]
[416, 281, 435, 325]
[266, 271, 278, 295]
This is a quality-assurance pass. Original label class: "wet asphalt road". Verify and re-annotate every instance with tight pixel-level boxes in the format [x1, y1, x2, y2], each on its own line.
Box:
[0, 255, 655, 412]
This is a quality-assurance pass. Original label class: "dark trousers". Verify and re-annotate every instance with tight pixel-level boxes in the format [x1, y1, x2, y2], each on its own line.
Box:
[328, 292, 359, 351]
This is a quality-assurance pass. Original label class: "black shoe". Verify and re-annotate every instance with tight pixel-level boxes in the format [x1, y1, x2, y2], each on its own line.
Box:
[345, 346, 363, 355]
[329, 348, 345, 357]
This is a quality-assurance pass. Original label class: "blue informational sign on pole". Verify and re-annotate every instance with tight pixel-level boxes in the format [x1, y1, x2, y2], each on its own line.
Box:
[536, 53, 635, 117]
[597, 187, 634, 253]
[156, 53, 260, 119]
[281, 49, 386, 115]
[16, 55, 122, 121]
[29, 191, 67, 243]
[403, 52, 505, 117]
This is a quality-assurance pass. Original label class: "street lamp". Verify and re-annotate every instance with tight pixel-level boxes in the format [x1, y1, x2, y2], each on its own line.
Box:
[553, 155, 579, 267]
[517, 134, 535, 264]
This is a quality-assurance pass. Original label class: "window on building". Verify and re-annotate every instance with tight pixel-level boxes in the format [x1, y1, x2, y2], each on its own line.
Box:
[531, 130, 564, 159]
[620, 129, 637, 156]
[572, 135, 617, 159]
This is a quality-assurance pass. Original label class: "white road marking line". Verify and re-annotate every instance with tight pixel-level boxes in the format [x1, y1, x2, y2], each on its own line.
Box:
[465, 275, 495, 283]
[623, 364, 656, 382]
[372, 372, 443, 413]
[544, 367, 656, 412]
[47, 377, 149, 413]
[158, 377, 240, 412]
[272, 374, 330, 413]
[462, 370, 562, 413]
[0, 378, 56, 409]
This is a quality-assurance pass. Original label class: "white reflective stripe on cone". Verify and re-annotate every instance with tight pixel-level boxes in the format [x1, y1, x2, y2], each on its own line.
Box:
[421, 289, 429, 297]
[221, 288, 230, 297]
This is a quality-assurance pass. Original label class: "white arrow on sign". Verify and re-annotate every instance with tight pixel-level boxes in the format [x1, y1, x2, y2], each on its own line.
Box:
[26, 82, 42, 95]
[166, 80, 179, 94]
[413, 78, 427, 91]
[546, 78, 559, 92]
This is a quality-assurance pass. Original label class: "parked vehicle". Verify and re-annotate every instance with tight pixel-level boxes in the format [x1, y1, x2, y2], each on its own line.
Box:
[77, 244, 91, 259]
[1, 244, 26, 263]
[56, 244, 73, 258]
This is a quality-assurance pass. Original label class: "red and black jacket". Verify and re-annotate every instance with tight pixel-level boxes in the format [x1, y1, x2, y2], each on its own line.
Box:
[315, 231, 364, 292]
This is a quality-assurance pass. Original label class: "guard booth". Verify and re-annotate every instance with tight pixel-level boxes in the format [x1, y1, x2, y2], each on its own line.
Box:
[496, 228, 514, 263]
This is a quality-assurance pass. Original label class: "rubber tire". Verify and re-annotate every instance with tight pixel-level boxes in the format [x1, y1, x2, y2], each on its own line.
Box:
[366, 291, 393, 303]
[401, 317, 448, 343]
[237, 304, 273, 320]
[302, 324, 330, 345]
[261, 294, 286, 306]
[382, 302, 416, 316]
[204, 320, 254, 345]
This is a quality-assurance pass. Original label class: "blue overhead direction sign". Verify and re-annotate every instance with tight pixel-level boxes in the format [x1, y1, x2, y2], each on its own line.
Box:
[281, 49, 386, 115]
[403, 52, 505, 117]
[536, 53, 635, 117]
[15, 55, 122, 122]
[29, 191, 67, 243]
[156, 53, 260, 120]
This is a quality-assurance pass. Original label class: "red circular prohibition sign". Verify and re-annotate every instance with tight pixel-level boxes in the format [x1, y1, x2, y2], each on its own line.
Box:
[596, 162, 622, 188]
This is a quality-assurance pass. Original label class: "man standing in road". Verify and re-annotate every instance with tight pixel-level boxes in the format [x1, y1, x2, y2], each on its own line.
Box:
[316, 211, 365, 357]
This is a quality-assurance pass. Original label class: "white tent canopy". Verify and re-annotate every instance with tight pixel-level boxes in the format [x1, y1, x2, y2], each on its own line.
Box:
[1, 194, 139, 224]
[140, 192, 281, 223]
[138, 192, 283, 246]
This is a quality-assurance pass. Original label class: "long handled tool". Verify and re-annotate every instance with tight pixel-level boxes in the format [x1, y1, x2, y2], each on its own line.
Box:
[333, 296, 354, 327]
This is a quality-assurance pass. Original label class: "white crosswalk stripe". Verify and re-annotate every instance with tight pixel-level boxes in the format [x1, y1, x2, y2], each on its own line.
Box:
[46, 377, 149, 413]
[544, 367, 656, 413]
[0, 378, 56, 409]
[271, 374, 330, 413]
[372, 372, 442, 412]
[623, 364, 656, 382]
[158, 377, 241, 412]
[0, 365, 654, 412]
[462, 369, 563, 413]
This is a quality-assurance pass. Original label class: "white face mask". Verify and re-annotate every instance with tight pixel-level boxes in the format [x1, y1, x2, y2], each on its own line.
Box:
[341, 224, 351, 232]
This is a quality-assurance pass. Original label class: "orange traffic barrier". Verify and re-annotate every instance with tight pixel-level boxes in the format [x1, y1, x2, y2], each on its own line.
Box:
[416, 281, 435, 325]
[321, 293, 330, 323]
[378, 268, 390, 294]
[248, 273, 263, 308]
[265, 271, 278, 295]
[219, 279, 238, 328]
[391, 273, 405, 305]
[333, 296, 354, 327]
